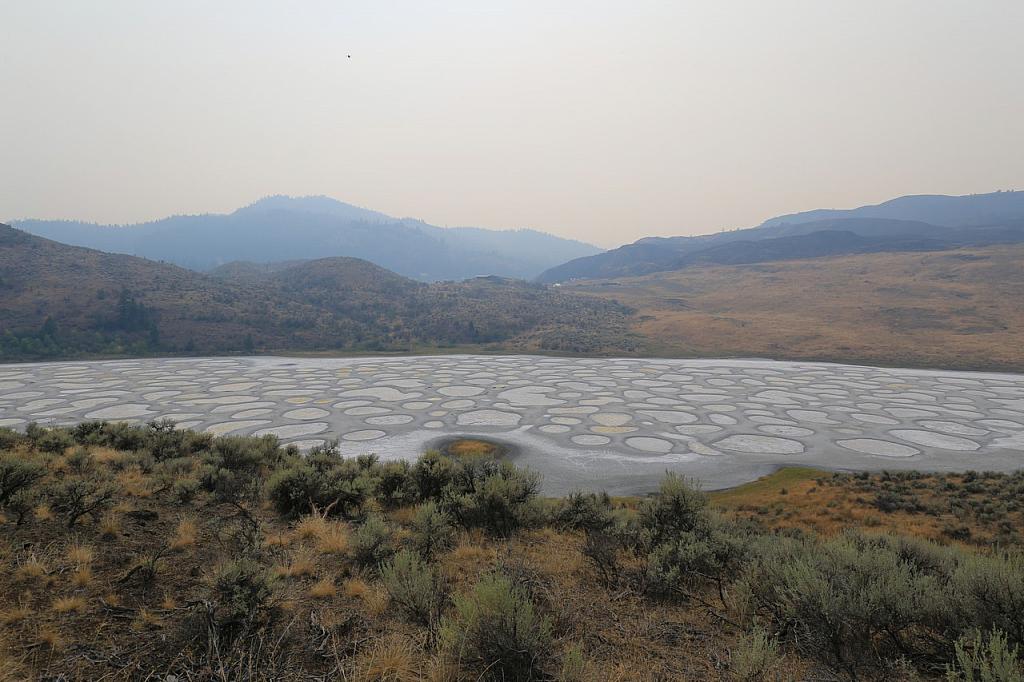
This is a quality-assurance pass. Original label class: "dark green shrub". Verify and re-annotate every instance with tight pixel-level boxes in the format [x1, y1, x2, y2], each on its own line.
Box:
[946, 629, 1023, 682]
[0, 427, 25, 451]
[440, 572, 552, 681]
[374, 460, 418, 508]
[26, 424, 73, 453]
[350, 514, 395, 568]
[638, 473, 709, 547]
[953, 553, 1024, 646]
[266, 456, 372, 518]
[552, 490, 614, 533]
[173, 477, 201, 504]
[381, 549, 446, 625]
[645, 516, 749, 601]
[0, 452, 46, 505]
[47, 477, 117, 528]
[442, 460, 542, 537]
[209, 558, 277, 635]
[412, 449, 459, 500]
[410, 501, 456, 558]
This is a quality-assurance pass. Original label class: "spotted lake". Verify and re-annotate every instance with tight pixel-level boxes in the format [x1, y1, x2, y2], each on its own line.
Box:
[1, 355, 1023, 494]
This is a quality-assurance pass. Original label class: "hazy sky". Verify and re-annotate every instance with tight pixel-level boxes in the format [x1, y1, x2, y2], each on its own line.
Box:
[2, 1, 1022, 247]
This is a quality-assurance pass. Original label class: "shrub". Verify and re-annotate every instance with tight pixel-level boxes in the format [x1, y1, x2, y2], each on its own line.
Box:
[350, 514, 395, 568]
[645, 516, 749, 601]
[442, 460, 542, 537]
[381, 549, 446, 625]
[637, 473, 709, 548]
[374, 460, 418, 508]
[552, 490, 614, 533]
[953, 553, 1024, 646]
[731, 626, 783, 682]
[47, 478, 117, 528]
[739, 532, 954, 674]
[440, 572, 552, 681]
[0, 427, 25, 451]
[26, 424, 73, 454]
[410, 501, 456, 559]
[209, 558, 277, 635]
[172, 477, 201, 504]
[946, 630, 1023, 682]
[267, 456, 373, 519]
[412, 450, 459, 500]
[0, 453, 46, 505]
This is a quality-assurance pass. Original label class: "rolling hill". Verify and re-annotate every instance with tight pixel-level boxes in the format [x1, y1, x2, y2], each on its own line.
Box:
[568, 244, 1024, 372]
[537, 191, 1024, 282]
[12, 195, 602, 282]
[0, 224, 635, 361]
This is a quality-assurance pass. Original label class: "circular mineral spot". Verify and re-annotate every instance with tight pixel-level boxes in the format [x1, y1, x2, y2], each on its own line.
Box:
[423, 421, 444, 429]
[402, 401, 433, 410]
[231, 409, 273, 419]
[441, 399, 476, 409]
[255, 423, 329, 439]
[851, 413, 899, 425]
[551, 416, 581, 425]
[786, 410, 838, 425]
[592, 425, 637, 434]
[758, 425, 815, 437]
[205, 420, 271, 436]
[342, 429, 386, 441]
[591, 413, 632, 427]
[457, 410, 521, 426]
[917, 421, 988, 437]
[286, 439, 326, 450]
[365, 414, 414, 425]
[539, 424, 571, 433]
[283, 407, 331, 420]
[714, 435, 805, 454]
[345, 406, 390, 416]
[572, 434, 611, 446]
[837, 439, 919, 457]
[625, 437, 673, 453]
[438, 386, 485, 397]
[709, 414, 737, 426]
[84, 404, 153, 420]
[890, 430, 980, 451]
[637, 410, 698, 425]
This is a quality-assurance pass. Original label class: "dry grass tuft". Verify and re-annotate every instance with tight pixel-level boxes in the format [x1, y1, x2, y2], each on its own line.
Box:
[273, 548, 317, 579]
[117, 466, 152, 498]
[33, 504, 53, 522]
[99, 512, 121, 539]
[295, 515, 350, 554]
[131, 609, 163, 631]
[34, 627, 63, 652]
[69, 566, 93, 588]
[170, 517, 198, 550]
[66, 540, 94, 566]
[309, 577, 337, 599]
[0, 603, 31, 626]
[356, 634, 419, 682]
[52, 595, 87, 614]
[15, 555, 49, 582]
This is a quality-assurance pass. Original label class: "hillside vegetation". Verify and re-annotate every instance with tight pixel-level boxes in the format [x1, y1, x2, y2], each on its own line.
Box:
[570, 245, 1024, 372]
[1, 423, 1024, 679]
[0, 224, 636, 361]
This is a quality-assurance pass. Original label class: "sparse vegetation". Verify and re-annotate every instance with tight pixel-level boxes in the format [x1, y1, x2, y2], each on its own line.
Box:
[0, 423, 1023, 679]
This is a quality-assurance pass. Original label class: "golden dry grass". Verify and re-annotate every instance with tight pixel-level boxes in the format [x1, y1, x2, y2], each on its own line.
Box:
[571, 245, 1024, 372]
[445, 438, 501, 459]
[15, 556, 49, 583]
[170, 517, 198, 550]
[309, 577, 337, 599]
[52, 595, 87, 614]
[98, 512, 121, 539]
[273, 548, 317, 580]
[356, 634, 419, 682]
[66, 540, 94, 566]
[294, 515, 349, 554]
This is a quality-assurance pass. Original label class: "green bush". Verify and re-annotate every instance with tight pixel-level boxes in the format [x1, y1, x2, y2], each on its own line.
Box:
[440, 572, 552, 681]
[552, 490, 614, 533]
[739, 532, 954, 674]
[381, 549, 446, 625]
[0, 427, 25, 451]
[209, 558, 277, 635]
[638, 473, 709, 547]
[26, 423, 73, 453]
[412, 449, 459, 500]
[349, 514, 395, 568]
[410, 501, 456, 559]
[947, 630, 1023, 682]
[47, 477, 117, 528]
[645, 516, 749, 600]
[0, 453, 46, 505]
[266, 455, 373, 518]
[442, 460, 542, 537]
[731, 626, 783, 682]
[953, 553, 1024, 647]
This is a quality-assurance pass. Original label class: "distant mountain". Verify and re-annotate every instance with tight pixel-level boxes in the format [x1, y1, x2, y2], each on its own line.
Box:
[537, 191, 1024, 282]
[0, 224, 634, 361]
[12, 195, 602, 282]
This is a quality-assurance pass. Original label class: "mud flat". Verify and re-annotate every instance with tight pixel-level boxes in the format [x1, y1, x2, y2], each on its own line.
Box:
[2, 355, 1023, 495]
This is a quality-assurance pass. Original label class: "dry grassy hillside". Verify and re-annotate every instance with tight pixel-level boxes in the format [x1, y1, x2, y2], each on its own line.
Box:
[569, 245, 1024, 371]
